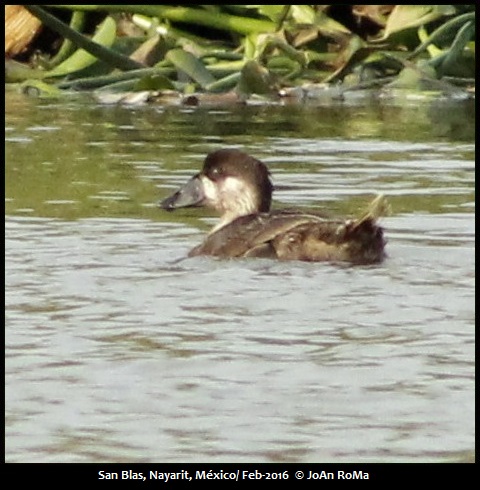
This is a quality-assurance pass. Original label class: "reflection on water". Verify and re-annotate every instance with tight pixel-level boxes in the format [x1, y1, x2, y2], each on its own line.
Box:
[5, 92, 474, 463]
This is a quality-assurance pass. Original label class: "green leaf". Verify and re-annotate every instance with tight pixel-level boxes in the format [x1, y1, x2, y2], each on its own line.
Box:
[244, 34, 258, 60]
[5, 60, 46, 82]
[237, 60, 276, 95]
[435, 20, 476, 78]
[255, 5, 288, 23]
[381, 5, 456, 40]
[313, 9, 353, 39]
[166, 49, 216, 89]
[47, 16, 117, 77]
[20, 80, 64, 97]
[291, 5, 316, 24]
[134, 73, 175, 91]
[409, 12, 475, 59]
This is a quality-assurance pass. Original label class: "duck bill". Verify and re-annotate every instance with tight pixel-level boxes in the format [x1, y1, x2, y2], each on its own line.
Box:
[160, 175, 206, 211]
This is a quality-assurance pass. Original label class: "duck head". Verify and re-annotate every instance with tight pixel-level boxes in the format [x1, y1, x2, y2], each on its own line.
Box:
[160, 149, 273, 231]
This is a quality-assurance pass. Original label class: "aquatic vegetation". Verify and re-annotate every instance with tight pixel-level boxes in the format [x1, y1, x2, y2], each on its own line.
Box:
[5, 5, 475, 101]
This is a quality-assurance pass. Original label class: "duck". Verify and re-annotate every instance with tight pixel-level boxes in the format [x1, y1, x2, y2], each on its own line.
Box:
[160, 149, 388, 264]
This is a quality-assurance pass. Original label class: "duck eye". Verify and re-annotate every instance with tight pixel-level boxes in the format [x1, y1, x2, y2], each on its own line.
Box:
[209, 167, 222, 180]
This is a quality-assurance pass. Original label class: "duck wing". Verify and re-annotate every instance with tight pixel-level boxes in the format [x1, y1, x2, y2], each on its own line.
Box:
[188, 210, 340, 259]
[189, 196, 388, 264]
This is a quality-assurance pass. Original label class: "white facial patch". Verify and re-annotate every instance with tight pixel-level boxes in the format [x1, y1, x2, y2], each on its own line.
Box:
[200, 174, 259, 232]
[220, 176, 259, 216]
[222, 176, 249, 197]
[200, 175, 220, 206]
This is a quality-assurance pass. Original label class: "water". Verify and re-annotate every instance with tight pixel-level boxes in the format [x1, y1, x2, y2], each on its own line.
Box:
[5, 91, 475, 463]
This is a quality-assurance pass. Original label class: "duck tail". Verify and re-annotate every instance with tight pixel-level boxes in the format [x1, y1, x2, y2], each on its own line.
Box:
[357, 194, 391, 225]
[344, 194, 390, 263]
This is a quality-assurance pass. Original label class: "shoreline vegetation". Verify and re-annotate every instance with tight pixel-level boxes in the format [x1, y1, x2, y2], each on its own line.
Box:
[5, 5, 475, 104]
